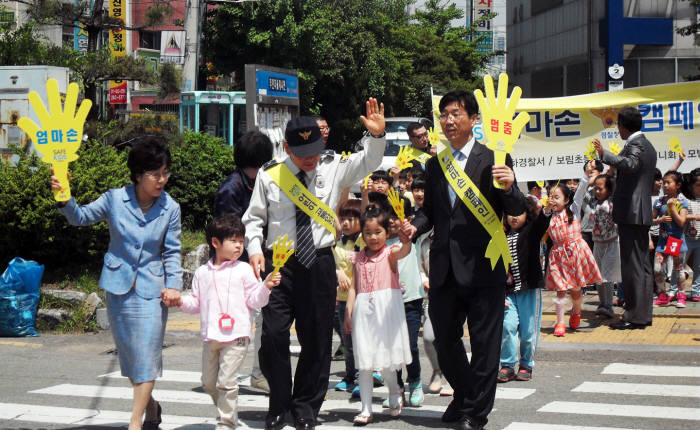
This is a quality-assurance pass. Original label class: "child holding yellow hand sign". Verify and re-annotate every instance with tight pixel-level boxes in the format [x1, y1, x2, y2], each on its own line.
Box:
[180, 214, 281, 429]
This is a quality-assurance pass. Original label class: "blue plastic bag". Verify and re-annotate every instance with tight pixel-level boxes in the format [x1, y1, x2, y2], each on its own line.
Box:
[0, 257, 44, 337]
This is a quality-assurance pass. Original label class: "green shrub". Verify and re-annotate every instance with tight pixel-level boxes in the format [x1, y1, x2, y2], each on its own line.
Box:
[0, 141, 129, 274]
[0, 130, 234, 273]
[168, 130, 235, 229]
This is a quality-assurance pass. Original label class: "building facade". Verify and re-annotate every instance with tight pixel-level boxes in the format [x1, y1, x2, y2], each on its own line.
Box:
[507, 0, 700, 97]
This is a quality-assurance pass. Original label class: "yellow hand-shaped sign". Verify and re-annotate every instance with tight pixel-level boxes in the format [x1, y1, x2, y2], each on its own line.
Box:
[395, 146, 418, 170]
[341, 151, 352, 161]
[474, 73, 530, 189]
[667, 200, 683, 215]
[387, 187, 405, 221]
[584, 142, 597, 160]
[668, 136, 683, 154]
[363, 174, 371, 190]
[270, 235, 295, 278]
[17, 79, 92, 202]
[609, 142, 621, 155]
[428, 127, 441, 146]
[536, 180, 545, 188]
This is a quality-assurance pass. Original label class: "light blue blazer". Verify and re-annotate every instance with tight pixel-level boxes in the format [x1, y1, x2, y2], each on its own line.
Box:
[59, 184, 183, 298]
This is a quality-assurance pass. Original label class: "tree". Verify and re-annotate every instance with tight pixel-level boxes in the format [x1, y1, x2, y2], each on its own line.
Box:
[203, 0, 497, 150]
[675, 0, 699, 81]
[12, 0, 178, 118]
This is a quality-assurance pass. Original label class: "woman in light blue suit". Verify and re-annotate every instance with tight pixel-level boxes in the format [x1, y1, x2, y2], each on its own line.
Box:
[53, 138, 182, 430]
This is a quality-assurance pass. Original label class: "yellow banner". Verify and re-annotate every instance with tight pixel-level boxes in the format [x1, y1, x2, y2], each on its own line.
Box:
[266, 163, 337, 238]
[433, 81, 700, 181]
[109, 0, 127, 104]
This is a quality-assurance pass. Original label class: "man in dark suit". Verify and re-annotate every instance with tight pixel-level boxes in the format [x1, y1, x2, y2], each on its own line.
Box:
[410, 91, 526, 430]
[594, 106, 657, 330]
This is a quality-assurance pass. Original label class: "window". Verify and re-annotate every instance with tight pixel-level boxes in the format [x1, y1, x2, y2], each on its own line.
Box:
[139, 30, 161, 50]
[531, 0, 562, 16]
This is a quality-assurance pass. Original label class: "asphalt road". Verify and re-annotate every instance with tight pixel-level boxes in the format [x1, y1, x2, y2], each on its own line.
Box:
[0, 329, 699, 430]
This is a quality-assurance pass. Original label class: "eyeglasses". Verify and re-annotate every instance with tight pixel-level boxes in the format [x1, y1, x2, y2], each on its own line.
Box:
[144, 170, 171, 180]
[411, 132, 429, 139]
[438, 112, 468, 121]
[319, 126, 330, 131]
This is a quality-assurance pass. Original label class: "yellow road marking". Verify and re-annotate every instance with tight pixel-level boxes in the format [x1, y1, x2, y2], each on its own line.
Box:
[0, 340, 42, 348]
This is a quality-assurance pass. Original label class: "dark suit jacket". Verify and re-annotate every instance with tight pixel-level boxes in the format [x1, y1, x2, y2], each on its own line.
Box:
[601, 133, 657, 226]
[412, 141, 526, 289]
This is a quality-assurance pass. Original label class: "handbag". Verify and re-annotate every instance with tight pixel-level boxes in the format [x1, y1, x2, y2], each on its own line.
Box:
[663, 236, 682, 257]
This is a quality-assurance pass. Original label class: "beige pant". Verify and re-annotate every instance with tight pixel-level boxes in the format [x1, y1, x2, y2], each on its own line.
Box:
[202, 337, 250, 428]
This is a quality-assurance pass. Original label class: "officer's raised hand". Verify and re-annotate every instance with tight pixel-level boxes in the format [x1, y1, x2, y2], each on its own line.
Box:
[360, 97, 385, 137]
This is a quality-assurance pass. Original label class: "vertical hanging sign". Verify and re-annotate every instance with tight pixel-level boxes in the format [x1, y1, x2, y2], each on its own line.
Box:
[474, 0, 493, 53]
[109, 0, 127, 104]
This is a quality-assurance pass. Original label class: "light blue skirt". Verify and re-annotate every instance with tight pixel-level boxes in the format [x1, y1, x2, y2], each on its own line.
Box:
[106, 289, 168, 383]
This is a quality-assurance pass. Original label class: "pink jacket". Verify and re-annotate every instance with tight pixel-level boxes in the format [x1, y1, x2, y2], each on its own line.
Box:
[180, 259, 270, 342]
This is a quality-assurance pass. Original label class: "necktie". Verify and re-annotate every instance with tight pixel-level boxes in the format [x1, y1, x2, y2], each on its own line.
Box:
[448, 150, 464, 207]
[295, 171, 317, 268]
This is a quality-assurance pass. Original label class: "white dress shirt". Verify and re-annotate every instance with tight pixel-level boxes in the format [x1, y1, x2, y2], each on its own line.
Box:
[243, 136, 385, 256]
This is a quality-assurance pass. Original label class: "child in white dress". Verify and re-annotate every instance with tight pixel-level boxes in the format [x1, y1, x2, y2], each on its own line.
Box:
[344, 206, 413, 425]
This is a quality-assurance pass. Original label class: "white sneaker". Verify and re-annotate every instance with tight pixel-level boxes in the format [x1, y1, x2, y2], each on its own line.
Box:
[250, 376, 270, 392]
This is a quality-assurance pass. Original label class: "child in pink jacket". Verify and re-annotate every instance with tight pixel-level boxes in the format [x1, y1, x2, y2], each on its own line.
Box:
[180, 214, 280, 429]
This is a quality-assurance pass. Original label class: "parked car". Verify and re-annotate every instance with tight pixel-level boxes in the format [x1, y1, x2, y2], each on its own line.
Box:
[350, 117, 431, 194]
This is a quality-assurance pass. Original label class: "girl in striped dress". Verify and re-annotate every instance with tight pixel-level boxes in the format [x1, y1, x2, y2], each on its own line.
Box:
[545, 184, 602, 337]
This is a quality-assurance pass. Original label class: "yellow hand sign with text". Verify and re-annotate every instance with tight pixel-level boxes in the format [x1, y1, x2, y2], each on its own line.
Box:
[387, 187, 405, 221]
[395, 145, 418, 170]
[584, 141, 597, 160]
[17, 79, 92, 202]
[270, 235, 294, 278]
[474, 73, 530, 189]
[668, 136, 683, 154]
[609, 142, 621, 155]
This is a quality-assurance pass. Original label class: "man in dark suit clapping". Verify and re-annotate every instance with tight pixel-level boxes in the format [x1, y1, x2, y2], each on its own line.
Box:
[409, 91, 526, 430]
[594, 106, 657, 330]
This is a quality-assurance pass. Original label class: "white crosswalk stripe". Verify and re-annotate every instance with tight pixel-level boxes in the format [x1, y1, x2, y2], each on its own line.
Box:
[513, 362, 700, 428]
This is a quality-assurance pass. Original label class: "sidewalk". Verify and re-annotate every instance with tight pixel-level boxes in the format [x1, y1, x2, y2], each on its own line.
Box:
[538, 288, 700, 346]
[166, 289, 700, 347]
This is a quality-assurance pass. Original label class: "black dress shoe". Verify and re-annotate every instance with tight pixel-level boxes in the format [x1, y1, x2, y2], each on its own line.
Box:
[457, 416, 484, 430]
[295, 417, 316, 430]
[142, 401, 162, 430]
[441, 399, 463, 423]
[265, 413, 286, 430]
[610, 320, 646, 330]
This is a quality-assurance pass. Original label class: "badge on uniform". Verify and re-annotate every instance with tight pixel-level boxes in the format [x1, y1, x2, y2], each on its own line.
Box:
[219, 314, 234, 331]
[316, 175, 325, 188]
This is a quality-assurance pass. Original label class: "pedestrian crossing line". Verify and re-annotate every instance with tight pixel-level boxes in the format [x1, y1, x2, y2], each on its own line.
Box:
[538, 401, 700, 421]
[27, 384, 447, 418]
[99, 371, 534, 400]
[0, 402, 401, 430]
[0, 402, 218, 427]
[503, 423, 641, 430]
[602, 363, 700, 378]
[573, 381, 700, 398]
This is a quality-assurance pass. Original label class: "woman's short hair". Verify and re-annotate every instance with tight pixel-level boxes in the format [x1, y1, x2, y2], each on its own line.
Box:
[234, 131, 273, 169]
[127, 137, 172, 183]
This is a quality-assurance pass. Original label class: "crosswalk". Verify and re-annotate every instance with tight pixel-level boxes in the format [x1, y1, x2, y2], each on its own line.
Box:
[505, 362, 700, 429]
[3, 362, 700, 429]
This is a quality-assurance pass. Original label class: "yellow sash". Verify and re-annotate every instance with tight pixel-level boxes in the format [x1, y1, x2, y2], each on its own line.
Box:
[404, 146, 432, 165]
[436, 141, 512, 272]
[266, 163, 337, 238]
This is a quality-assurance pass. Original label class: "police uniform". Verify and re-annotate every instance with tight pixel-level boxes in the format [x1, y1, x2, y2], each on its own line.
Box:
[242, 117, 384, 428]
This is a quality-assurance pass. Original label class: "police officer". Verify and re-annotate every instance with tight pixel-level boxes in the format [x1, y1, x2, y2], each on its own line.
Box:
[243, 98, 386, 430]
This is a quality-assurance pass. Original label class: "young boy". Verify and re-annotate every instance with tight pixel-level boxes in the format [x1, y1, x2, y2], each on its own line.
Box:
[179, 214, 281, 429]
[370, 169, 392, 195]
[332, 199, 364, 392]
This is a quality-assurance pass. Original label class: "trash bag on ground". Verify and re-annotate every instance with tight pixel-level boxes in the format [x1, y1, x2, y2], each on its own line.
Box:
[0, 257, 44, 337]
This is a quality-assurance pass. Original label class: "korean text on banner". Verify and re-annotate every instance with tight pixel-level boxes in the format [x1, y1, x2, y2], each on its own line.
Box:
[109, 0, 127, 104]
[434, 81, 700, 181]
